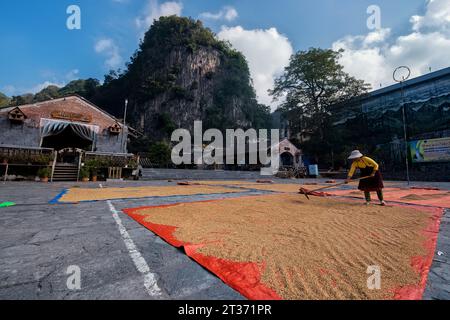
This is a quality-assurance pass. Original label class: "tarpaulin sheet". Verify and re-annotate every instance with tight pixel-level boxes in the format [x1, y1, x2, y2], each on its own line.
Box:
[123, 196, 443, 300]
[390, 204, 443, 299]
[124, 201, 281, 300]
[57, 185, 244, 203]
[326, 187, 450, 208]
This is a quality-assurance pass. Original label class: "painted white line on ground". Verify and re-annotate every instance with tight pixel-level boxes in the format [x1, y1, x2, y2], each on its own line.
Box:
[102, 184, 162, 297]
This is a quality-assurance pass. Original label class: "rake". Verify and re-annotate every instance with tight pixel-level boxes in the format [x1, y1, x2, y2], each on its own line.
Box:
[299, 176, 372, 200]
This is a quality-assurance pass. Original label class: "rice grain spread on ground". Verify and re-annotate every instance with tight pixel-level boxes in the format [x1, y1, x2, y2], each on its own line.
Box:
[59, 185, 243, 203]
[126, 194, 441, 300]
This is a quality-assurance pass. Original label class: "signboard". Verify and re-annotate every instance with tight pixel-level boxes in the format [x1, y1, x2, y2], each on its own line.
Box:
[410, 137, 450, 163]
[51, 110, 92, 123]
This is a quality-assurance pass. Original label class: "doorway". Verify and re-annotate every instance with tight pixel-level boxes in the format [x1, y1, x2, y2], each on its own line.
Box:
[280, 152, 294, 167]
[41, 125, 93, 151]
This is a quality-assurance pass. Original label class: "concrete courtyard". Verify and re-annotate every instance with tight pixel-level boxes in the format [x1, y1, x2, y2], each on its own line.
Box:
[0, 179, 449, 300]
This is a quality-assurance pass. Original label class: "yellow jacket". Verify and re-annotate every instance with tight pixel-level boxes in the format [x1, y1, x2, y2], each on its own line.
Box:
[348, 156, 379, 178]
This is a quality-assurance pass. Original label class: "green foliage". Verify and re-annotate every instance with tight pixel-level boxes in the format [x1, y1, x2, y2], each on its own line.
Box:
[128, 136, 153, 155]
[33, 85, 60, 102]
[205, 44, 271, 131]
[84, 159, 102, 175]
[170, 86, 192, 101]
[1, 153, 53, 165]
[91, 76, 127, 116]
[6, 78, 102, 107]
[126, 158, 138, 169]
[156, 113, 176, 137]
[272, 48, 370, 128]
[104, 70, 119, 86]
[37, 167, 51, 178]
[123, 16, 229, 106]
[139, 16, 224, 55]
[10, 94, 34, 106]
[148, 142, 172, 167]
[271, 48, 370, 159]
[0, 92, 10, 108]
[58, 79, 100, 99]
[83, 157, 135, 172]
[79, 167, 90, 179]
[248, 104, 272, 130]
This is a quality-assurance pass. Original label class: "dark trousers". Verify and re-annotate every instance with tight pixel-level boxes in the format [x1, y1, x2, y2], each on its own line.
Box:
[364, 190, 384, 202]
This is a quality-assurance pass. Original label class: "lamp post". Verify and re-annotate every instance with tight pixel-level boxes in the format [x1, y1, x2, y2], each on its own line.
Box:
[393, 66, 411, 185]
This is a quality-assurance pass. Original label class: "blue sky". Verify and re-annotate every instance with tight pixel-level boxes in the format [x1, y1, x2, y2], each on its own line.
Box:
[1, 0, 446, 108]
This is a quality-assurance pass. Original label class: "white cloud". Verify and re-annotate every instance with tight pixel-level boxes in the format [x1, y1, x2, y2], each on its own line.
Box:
[65, 69, 80, 81]
[333, 0, 450, 90]
[94, 38, 123, 69]
[1, 85, 16, 96]
[30, 81, 65, 93]
[218, 26, 294, 110]
[135, 0, 183, 32]
[2, 81, 65, 96]
[332, 29, 393, 89]
[411, 0, 450, 33]
[200, 6, 238, 22]
[2, 69, 81, 96]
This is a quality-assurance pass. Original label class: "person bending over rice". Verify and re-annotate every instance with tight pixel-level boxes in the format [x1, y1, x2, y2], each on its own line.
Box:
[345, 150, 386, 206]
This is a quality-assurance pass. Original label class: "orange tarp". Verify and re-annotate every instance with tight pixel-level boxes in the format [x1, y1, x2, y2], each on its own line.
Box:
[327, 187, 450, 208]
[124, 194, 443, 300]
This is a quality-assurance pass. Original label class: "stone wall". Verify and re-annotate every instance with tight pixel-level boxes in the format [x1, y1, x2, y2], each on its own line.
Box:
[141, 168, 265, 180]
[0, 117, 41, 147]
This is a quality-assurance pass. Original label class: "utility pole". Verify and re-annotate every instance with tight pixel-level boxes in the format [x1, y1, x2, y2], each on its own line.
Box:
[121, 99, 128, 154]
[393, 66, 411, 185]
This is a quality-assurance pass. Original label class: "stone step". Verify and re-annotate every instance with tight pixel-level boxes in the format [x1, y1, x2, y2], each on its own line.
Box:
[52, 165, 79, 181]
[53, 170, 78, 174]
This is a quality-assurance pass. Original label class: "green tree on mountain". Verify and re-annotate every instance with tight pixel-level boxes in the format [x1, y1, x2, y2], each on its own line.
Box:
[58, 79, 100, 100]
[33, 85, 60, 102]
[10, 93, 34, 106]
[0, 92, 10, 108]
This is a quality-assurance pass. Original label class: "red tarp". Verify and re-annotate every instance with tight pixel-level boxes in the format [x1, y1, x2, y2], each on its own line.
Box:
[124, 198, 443, 300]
[326, 187, 450, 208]
[124, 202, 281, 300]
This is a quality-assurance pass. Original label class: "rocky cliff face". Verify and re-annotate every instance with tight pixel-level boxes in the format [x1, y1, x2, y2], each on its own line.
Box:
[131, 47, 221, 135]
[96, 16, 270, 144]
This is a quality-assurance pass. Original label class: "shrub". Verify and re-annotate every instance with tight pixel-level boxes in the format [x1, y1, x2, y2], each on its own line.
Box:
[149, 142, 172, 168]
[126, 158, 138, 169]
[85, 159, 101, 175]
[1, 153, 53, 165]
[79, 167, 90, 179]
[37, 167, 51, 178]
